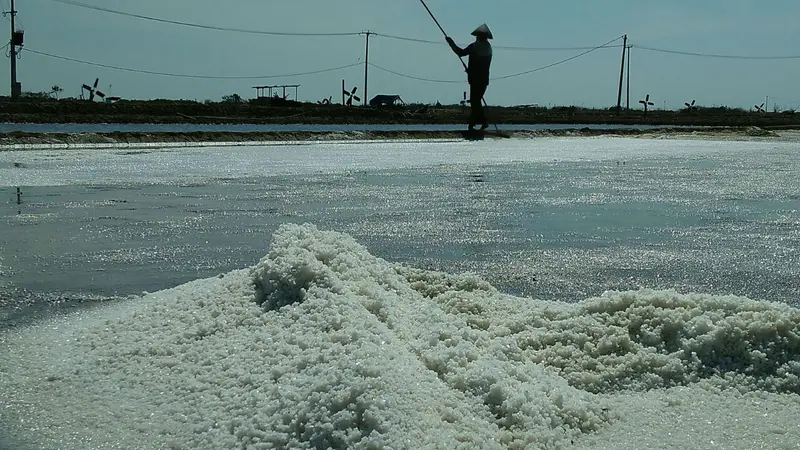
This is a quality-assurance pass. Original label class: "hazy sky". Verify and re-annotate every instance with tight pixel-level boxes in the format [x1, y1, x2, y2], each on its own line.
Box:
[4, 0, 800, 109]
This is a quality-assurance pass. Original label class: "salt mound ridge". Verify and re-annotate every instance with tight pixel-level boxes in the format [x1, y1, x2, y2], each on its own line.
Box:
[3, 223, 800, 449]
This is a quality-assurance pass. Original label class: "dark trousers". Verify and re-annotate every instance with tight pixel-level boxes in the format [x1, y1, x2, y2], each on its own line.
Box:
[469, 83, 488, 128]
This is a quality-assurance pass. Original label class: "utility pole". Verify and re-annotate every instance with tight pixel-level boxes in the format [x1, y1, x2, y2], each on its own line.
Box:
[616, 34, 627, 113]
[7, 0, 19, 100]
[362, 31, 372, 107]
[626, 45, 631, 110]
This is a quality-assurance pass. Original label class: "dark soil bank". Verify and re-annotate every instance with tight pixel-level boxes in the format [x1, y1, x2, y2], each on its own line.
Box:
[2, 99, 800, 128]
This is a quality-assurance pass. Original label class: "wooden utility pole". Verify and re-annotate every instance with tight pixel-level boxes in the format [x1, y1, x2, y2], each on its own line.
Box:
[8, 0, 19, 100]
[626, 45, 631, 110]
[362, 31, 372, 107]
[616, 34, 627, 113]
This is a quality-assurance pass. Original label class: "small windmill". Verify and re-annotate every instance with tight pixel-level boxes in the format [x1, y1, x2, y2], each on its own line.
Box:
[342, 80, 361, 106]
[317, 96, 333, 105]
[81, 78, 105, 101]
[684, 99, 697, 112]
[639, 94, 654, 113]
[753, 102, 765, 113]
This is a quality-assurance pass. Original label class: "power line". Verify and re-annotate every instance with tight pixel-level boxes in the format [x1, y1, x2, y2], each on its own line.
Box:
[373, 32, 624, 51]
[42, 0, 362, 36]
[372, 34, 443, 46]
[1, 0, 14, 23]
[26, 48, 362, 79]
[38, 0, 800, 62]
[369, 36, 624, 83]
[368, 63, 461, 84]
[41, 0, 624, 51]
[494, 35, 624, 80]
[636, 45, 800, 60]
[499, 43, 624, 52]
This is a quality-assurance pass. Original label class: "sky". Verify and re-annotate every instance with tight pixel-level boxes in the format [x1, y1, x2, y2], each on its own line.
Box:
[3, 0, 800, 109]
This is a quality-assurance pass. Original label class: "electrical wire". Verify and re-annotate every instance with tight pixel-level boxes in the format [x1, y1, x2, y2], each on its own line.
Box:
[498, 43, 624, 52]
[5, 0, 22, 30]
[43, 0, 362, 36]
[1, 0, 12, 24]
[494, 35, 624, 80]
[635, 45, 800, 60]
[368, 63, 461, 83]
[374, 32, 624, 51]
[25, 48, 362, 79]
[372, 34, 442, 45]
[42, 0, 624, 51]
[38, 0, 800, 61]
[371, 35, 624, 83]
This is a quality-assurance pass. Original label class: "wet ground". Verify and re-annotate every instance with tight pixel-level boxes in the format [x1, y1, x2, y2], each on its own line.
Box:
[1, 137, 798, 324]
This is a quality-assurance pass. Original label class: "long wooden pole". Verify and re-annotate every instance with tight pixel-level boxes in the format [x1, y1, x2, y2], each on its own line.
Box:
[616, 34, 627, 113]
[363, 31, 371, 106]
[10, 0, 18, 100]
[626, 45, 631, 110]
[418, 0, 504, 134]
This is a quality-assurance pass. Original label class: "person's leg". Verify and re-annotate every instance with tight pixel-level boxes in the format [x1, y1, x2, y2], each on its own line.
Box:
[469, 84, 484, 130]
[470, 84, 488, 129]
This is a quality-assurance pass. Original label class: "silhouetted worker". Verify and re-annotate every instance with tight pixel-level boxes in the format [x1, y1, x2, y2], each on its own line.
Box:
[446, 24, 493, 131]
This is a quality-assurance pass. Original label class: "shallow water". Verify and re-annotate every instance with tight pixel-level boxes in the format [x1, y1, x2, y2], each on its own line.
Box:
[1, 137, 799, 449]
[1, 138, 798, 316]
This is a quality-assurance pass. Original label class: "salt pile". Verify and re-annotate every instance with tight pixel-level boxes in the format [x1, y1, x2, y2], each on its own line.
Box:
[2, 223, 799, 449]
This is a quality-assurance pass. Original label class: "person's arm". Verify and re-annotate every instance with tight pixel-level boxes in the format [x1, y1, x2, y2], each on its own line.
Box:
[446, 37, 470, 57]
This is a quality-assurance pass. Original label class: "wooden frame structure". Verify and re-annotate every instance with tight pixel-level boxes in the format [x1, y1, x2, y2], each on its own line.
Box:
[253, 84, 300, 101]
